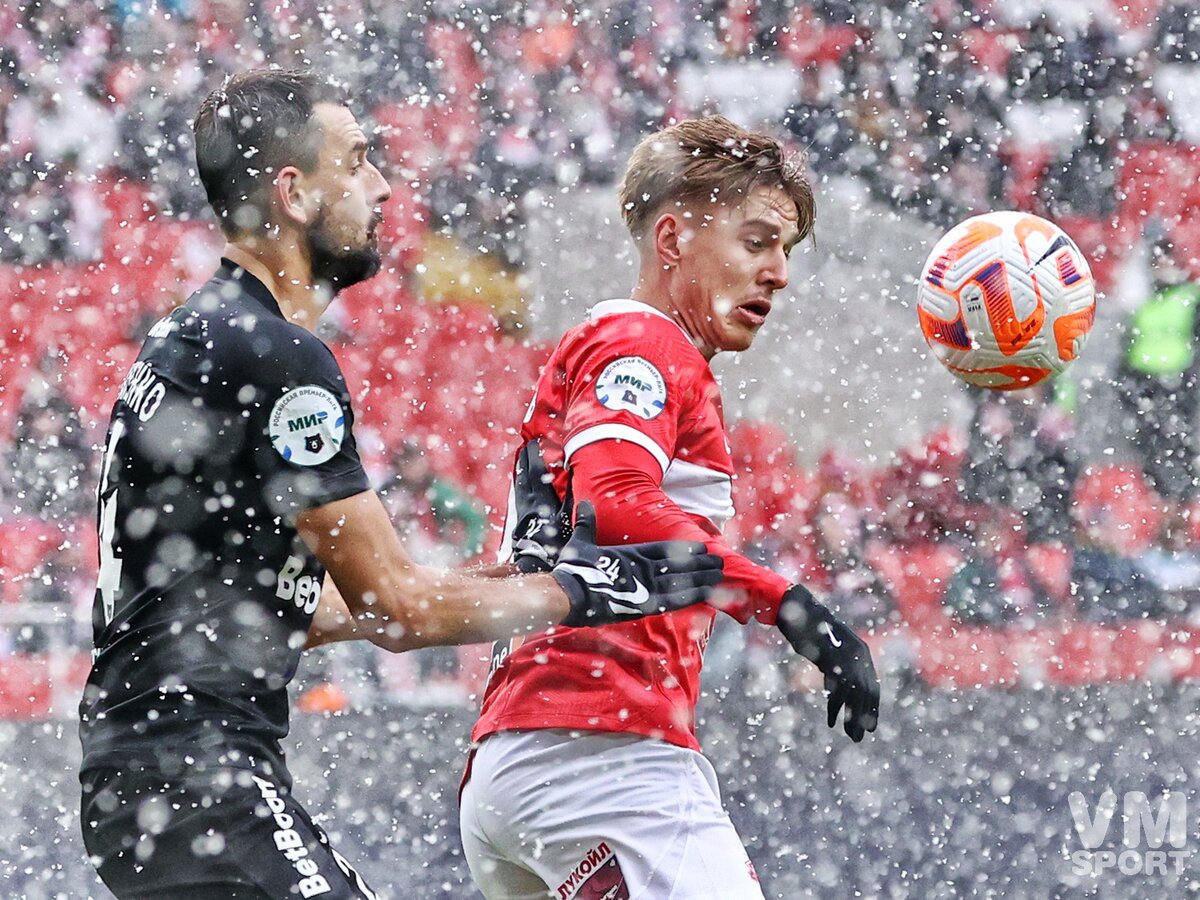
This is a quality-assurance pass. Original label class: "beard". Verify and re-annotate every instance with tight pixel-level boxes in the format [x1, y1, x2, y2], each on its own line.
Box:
[306, 208, 382, 294]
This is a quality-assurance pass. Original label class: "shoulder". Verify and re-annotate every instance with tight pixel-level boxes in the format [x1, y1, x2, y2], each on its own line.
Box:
[564, 302, 706, 382]
[584, 301, 696, 350]
[549, 303, 708, 423]
[184, 286, 341, 385]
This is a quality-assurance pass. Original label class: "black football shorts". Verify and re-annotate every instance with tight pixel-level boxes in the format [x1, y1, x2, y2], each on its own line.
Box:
[80, 765, 380, 899]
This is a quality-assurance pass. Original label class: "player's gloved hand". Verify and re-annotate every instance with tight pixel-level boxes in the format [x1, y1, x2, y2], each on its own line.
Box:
[510, 439, 574, 574]
[553, 501, 724, 627]
[777, 584, 880, 742]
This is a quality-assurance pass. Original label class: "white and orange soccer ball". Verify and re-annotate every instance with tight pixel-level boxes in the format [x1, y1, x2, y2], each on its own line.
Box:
[916, 211, 1097, 391]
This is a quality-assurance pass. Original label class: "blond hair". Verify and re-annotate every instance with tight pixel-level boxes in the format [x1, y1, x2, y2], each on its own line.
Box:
[618, 116, 814, 240]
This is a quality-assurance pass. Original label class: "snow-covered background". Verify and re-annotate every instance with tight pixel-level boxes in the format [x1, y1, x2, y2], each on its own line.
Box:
[3, 684, 1198, 897]
[1, 0, 1199, 897]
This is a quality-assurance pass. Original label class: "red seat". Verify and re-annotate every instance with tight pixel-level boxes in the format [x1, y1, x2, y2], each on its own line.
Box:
[378, 183, 429, 270]
[373, 101, 436, 173]
[1117, 142, 1200, 233]
[1161, 627, 1200, 680]
[961, 27, 1019, 75]
[779, 8, 859, 66]
[65, 341, 139, 421]
[1112, 0, 1168, 31]
[0, 518, 62, 604]
[911, 621, 1174, 689]
[0, 656, 53, 719]
[99, 177, 159, 262]
[914, 623, 1020, 688]
[1026, 542, 1073, 605]
[865, 542, 961, 628]
[1072, 463, 1163, 555]
[1000, 145, 1054, 210]
[1051, 623, 1162, 685]
[1168, 212, 1200, 280]
[0, 652, 91, 719]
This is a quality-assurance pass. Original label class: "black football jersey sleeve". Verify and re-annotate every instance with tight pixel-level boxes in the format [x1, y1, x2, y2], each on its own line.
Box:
[79, 261, 370, 782]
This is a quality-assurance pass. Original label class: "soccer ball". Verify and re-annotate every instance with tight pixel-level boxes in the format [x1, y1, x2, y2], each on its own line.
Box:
[916, 211, 1096, 391]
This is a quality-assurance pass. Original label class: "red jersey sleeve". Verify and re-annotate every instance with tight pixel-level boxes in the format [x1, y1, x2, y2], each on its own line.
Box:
[559, 323, 687, 477]
[569, 440, 791, 625]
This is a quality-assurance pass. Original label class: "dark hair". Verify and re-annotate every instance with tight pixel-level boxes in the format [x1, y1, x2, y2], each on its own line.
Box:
[618, 115, 814, 241]
[193, 68, 346, 236]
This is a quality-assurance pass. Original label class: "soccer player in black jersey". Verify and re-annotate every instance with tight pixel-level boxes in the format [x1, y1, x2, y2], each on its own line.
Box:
[79, 69, 723, 900]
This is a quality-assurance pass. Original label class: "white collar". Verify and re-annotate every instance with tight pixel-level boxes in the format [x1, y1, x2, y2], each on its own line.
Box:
[587, 299, 692, 344]
[588, 298, 673, 322]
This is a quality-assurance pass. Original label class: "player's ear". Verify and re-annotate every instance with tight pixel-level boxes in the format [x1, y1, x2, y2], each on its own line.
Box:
[653, 212, 684, 269]
[276, 165, 317, 228]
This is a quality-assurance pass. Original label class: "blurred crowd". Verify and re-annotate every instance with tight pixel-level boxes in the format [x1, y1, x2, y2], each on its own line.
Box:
[3, 0, 1200, 704]
[809, 386, 1200, 632]
[7, 358, 1200, 705]
[783, 0, 1199, 228]
[2, 1, 1197, 262]
[697, 369, 1200, 695]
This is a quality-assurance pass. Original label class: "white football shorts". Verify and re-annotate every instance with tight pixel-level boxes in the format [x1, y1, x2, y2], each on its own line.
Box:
[459, 729, 767, 900]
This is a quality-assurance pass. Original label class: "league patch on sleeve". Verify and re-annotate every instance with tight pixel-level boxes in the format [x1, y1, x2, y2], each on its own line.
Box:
[594, 356, 667, 420]
[269, 386, 346, 466]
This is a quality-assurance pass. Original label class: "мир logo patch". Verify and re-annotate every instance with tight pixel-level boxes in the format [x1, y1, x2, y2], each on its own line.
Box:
[595, 356, 667, 420]
[269, 385, 345, 466]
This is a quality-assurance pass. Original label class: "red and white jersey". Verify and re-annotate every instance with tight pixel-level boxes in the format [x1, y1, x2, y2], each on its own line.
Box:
[471, 299, 790, 752]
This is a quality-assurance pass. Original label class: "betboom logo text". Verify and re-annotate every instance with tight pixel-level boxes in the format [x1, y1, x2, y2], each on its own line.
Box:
[1068, 789, 1191, 876]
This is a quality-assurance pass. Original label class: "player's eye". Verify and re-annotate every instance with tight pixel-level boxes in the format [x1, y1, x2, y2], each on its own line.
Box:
[745, 238, 764, 251]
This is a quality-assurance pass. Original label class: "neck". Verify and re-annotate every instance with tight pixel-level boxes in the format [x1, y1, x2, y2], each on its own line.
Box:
[630, 267, 717, 361]
[222, 237, 328, 333]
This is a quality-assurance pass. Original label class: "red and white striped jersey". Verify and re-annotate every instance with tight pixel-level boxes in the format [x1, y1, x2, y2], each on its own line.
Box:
[472, 299, 789, 751]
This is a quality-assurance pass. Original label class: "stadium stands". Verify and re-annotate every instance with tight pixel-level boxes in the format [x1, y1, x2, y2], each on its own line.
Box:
[2, 1, 1199, 716]
[4, 205, 1200, 714]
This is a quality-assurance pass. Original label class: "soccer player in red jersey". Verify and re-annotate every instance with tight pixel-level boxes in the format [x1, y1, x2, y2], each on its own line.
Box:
[460, 116, 881, 899]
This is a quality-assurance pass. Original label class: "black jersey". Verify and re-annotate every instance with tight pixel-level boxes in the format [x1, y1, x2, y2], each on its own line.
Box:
[79, 260, 370, 782]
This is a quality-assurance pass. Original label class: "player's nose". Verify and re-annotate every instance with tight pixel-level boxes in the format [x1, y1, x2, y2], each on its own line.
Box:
[369, 161, 391, 205]
[760, 247, 789, 291]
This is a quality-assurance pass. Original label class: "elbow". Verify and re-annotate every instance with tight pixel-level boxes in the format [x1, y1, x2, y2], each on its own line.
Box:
[355, 606, 447, 653]
[355, 603, 437, 654]
[359, 565, 455, 652]
[363, 620, 424, 654]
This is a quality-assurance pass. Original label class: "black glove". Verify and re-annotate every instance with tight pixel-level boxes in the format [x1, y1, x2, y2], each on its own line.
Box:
[552, 501, 724, 627]
[509, 439, 574, 574]
[777, 584, 880, 742]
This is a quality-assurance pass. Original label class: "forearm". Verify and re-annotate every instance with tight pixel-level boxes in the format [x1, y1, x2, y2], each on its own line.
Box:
[376, 566, 568, 651]
[298, 491, 570, 654]
[459, 561, 520, 579]
[308, 567, 566, 656]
